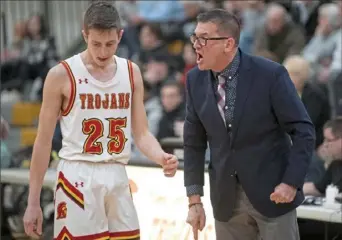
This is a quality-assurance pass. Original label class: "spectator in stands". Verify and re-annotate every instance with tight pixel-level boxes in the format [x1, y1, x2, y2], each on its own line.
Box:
[304, 147, 326, 183]
[143, 84, 163, 137]
[136, 1, 185, 23]
[1, 116, 12, 168]
[143, 55, 175, 97]
[1, 20, 27, 62]
[17, 14, 59, 100]
[156, 81, 185, 140]
[303, 118, 342, 195]
[138, 22, 169, 67]
[302, 3, 342, 83]
[1, 20, 27, 96]
[131, 84, 163, 159]
[178, 41, 197, 86]
[253, 3, 306, 63]
[238, 0, 265, 54]
[296, 0, 332, 43]
[116, 1, 141, 59]
[181, 1, 204, 38]
[283, 55, 331, 148]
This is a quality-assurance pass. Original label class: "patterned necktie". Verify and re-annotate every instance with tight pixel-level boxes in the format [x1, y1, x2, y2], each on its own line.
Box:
[217, 75, 226, 124]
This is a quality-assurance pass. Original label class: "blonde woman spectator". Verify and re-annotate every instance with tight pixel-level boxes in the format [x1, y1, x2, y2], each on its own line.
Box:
[284, 55, 331, 147]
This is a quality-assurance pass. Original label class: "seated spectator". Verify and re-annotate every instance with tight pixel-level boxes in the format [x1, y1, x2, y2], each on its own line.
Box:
[328, 71, 342, 117]
[143, 55, 176, 97]
[116, 0, 141, 59]
[156, 81, 185, 141]
[131, 84, 163, 159]
[178, 41, 197, 86]
[1, 20, 27, 95]
[181, 1, 204, 38]
[1, 20, 27, 62]
[303, 118, 342, 195]
[302, 3, 342, 83]
[143, 84, 163, 137]
[283, 55, 331, 147]
[305, 148, 326, 183]
[136, 1, 185, 23]
[16, 14, 59, 100]
[296, 0, 330, 43]
[1, 116, 11, 169]
[238, 0, 266, 54]
[138, 22, 169, 67]
[253, 3, 306, 63]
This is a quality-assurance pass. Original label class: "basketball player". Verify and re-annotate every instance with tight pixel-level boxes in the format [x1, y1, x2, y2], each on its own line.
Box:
[23, 2, 178, 239]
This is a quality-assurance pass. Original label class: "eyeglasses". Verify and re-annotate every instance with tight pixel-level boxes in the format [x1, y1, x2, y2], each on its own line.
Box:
[190, 34, 230, 46]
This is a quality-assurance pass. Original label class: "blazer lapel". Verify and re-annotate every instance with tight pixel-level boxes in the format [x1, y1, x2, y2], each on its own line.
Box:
[232, 52, 254, 142]
[205, 71, 226, 130]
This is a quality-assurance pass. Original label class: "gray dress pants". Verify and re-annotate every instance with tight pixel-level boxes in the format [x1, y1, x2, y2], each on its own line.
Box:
[215, 184, 300, 240]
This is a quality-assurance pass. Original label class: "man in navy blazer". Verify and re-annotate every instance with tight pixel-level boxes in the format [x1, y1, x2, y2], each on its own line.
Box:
[184, 8, 315, 240]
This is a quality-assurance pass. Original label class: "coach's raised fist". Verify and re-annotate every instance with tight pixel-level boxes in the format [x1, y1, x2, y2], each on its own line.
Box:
[162, 152, 179, 177]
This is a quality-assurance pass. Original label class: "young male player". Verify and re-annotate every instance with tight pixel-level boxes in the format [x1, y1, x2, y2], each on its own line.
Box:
[23, 2, 178, 239]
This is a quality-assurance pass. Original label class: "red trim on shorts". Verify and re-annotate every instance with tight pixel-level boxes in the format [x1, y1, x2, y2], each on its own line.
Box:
[60, 61, 76, 116]
[54, 226, 109, 240]
[56, 171, 84, 209]
[110, 229, 140, 239]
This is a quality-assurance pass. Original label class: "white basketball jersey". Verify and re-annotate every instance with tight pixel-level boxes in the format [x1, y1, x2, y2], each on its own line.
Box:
[58, 54, 134, 164]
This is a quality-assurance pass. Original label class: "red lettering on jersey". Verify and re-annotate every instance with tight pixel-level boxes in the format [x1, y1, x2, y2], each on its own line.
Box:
[95, 94, 101, 109]
[118, 93, 125, 109]
[107, 117, 128, 154]
[102, 94, 109, 109]
[87, 94, 94, 109]
[125, 93, 130, 109]
[79, 94, 87, 109]
[82, 118, 128, 155]
[82, 118, 104, 154]
[79, 93, 130, 110]
[110, 93, 118, 109]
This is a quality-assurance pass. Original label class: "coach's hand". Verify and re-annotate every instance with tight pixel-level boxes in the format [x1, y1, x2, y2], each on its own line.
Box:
[162, 152, 179, 177]
[186, 203, 206, 240]
[23, 205, 43, 239]
[270, 183, 297, 204]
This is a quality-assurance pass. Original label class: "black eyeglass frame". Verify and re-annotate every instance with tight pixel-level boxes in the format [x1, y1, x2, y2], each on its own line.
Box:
[190, 33, 231, 46]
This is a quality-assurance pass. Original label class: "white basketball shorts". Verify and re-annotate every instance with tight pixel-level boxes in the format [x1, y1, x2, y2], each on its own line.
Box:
[53, 159, 140, 239]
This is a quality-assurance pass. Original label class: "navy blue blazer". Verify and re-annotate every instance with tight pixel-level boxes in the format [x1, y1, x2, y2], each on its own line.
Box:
[183, 50, 316, 221]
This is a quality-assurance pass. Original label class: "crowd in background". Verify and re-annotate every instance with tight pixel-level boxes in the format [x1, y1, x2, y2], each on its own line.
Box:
[1, 0, 342, 192]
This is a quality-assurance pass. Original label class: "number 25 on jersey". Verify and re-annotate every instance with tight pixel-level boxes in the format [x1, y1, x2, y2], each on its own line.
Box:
[82, 117, 127, 155]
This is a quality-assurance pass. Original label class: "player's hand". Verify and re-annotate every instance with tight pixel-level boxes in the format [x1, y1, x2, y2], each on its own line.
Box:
[23, 205, 43, 239]
[162, 152, 178, 177]
[186, 203, 206, 240]
[270, 183, 297, 204]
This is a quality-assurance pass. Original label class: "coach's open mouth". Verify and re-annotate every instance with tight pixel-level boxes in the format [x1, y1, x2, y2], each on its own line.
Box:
[196, 53, 203, 63]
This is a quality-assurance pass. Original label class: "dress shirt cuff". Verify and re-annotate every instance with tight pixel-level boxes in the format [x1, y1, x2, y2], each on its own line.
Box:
[186, 185, 204, 197]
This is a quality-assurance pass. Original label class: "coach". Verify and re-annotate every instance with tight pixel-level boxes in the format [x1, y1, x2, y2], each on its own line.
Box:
[183, 8, 315, 240]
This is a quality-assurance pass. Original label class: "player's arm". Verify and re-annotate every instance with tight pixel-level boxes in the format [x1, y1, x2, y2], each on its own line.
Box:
[27, 64, 66, 206]
[131, 62, 164, 166]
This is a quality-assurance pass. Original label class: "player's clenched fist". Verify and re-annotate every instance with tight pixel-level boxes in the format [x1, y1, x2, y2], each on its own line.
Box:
[23, 205, 43, 239]
[162, 152, 179, 177]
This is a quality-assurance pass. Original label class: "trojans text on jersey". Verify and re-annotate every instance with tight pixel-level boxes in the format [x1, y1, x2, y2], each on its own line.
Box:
[79, 92, 130, 110]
